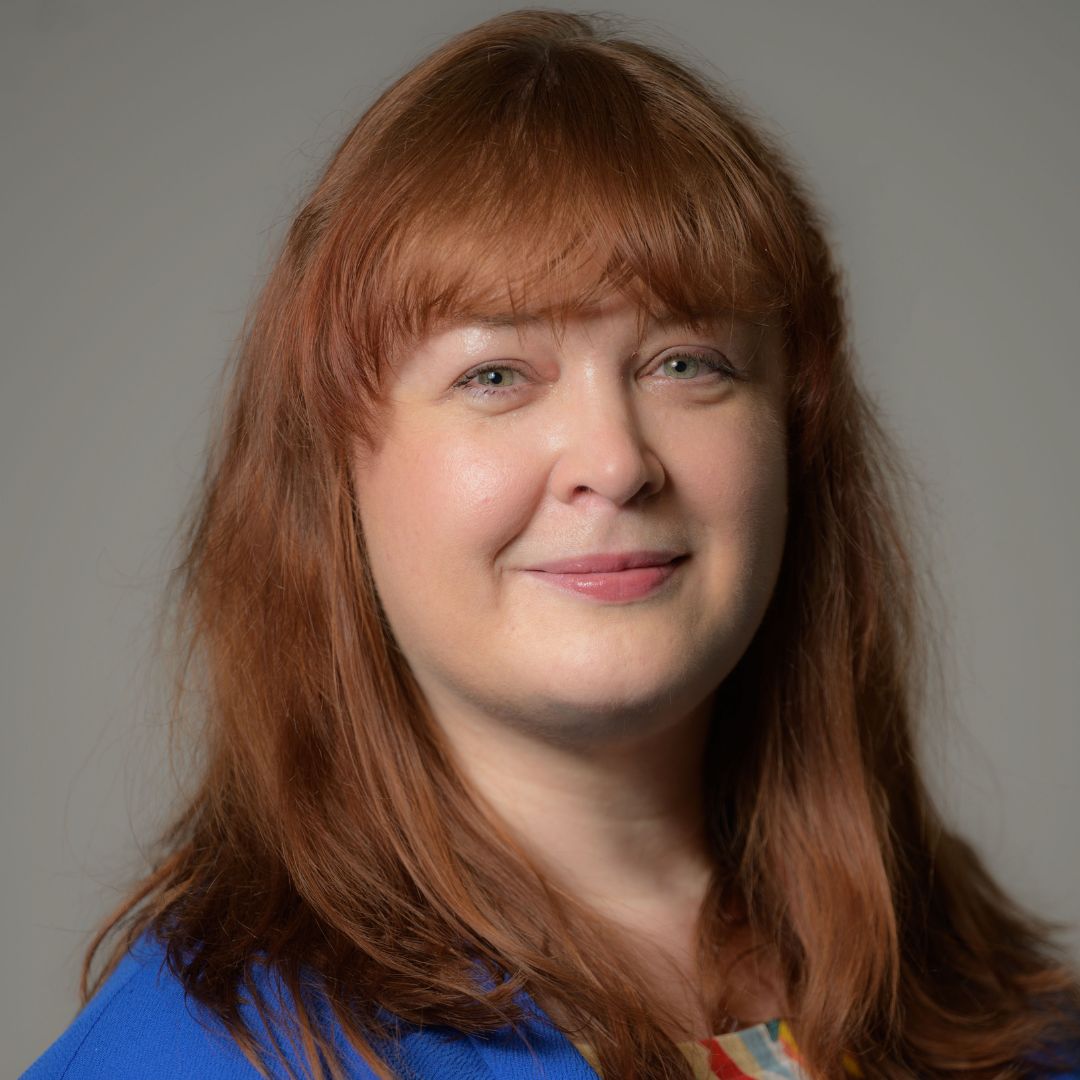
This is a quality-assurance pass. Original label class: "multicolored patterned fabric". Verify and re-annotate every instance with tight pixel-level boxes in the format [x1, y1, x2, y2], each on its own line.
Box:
[568, 1017, 864, 1079]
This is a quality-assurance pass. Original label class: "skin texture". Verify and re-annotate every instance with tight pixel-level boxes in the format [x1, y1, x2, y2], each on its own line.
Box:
[350, 292, 790, 1035]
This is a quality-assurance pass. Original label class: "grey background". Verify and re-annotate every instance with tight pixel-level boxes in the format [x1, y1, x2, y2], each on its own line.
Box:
[4, 1, 1078, 1074]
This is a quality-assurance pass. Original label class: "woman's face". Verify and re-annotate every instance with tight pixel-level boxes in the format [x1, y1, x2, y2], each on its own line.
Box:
[350, 293, 788, 748]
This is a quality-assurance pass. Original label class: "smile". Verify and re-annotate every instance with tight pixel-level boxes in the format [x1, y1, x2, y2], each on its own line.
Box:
[521, 555, 688, 602]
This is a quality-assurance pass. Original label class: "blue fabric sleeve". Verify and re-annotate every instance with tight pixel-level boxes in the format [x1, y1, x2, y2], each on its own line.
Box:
[19, 932, 383, 1080]
[1027, 1039, 1080, 1079]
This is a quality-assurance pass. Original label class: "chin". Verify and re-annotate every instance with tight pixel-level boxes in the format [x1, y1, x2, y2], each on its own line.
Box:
[542, 631, 717, 691]
[538, 694, 707, 750]
[526, 666, 695, 717]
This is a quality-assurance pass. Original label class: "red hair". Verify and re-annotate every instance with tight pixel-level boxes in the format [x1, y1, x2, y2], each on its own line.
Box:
[81, 9, 1079, 1079]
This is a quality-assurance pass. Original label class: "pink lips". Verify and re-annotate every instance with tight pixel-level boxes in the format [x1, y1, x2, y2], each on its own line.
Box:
[522, 551, 688, 601]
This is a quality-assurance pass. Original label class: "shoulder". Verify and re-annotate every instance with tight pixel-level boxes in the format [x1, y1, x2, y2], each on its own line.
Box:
[1027, 1033, 1080, 1080]
[20, 931, 599, 1079]
[19, 930, 380, 1080]
[1024, 999, 1080, 1080]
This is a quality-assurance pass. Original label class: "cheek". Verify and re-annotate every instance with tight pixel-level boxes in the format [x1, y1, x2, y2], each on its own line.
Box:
[678, 410, 788, 613]
[436, 439, 532, 545]
[682, 409, 787, 525]
[355, 429, 537, 581]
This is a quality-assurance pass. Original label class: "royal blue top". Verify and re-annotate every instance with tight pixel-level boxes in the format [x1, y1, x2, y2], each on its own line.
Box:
[21, 928, 1080, 1078]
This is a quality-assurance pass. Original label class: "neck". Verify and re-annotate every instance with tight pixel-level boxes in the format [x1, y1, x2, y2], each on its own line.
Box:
[435, 693, 717, 916]
[427, 691, 794, 1039]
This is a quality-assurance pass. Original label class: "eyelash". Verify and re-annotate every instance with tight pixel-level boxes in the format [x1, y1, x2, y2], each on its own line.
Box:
[453, 351, 743, 399]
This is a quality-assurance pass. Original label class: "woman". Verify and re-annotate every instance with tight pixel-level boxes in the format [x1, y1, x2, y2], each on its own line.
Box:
[23, 9, 1080, 1080]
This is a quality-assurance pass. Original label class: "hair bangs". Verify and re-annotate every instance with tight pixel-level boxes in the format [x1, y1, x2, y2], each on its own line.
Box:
[339, 35, 793, 389]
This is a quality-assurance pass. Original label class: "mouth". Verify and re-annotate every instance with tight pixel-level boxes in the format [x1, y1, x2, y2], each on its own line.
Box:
[525, 550, 687, 574]
[521, 554, 689, 602]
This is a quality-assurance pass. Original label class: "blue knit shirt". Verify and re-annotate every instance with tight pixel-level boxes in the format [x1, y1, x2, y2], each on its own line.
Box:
[21, 929, 1080, 1078]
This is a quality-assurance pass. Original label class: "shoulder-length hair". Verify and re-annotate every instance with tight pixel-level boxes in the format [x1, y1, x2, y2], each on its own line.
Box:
[82, 9, 1079, 1079]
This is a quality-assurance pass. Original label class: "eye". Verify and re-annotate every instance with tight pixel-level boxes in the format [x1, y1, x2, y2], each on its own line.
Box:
[452, 349, 744, 400]
[453, 363, 527, 398]
[655, 350, 743, 383]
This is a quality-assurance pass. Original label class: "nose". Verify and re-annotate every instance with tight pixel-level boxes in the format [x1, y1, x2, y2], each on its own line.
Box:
[547, 381, 665, 507]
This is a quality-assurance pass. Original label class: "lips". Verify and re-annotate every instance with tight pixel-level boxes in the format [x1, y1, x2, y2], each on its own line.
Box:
[525, 550, 685, 574]
[521, 554, 688, 601]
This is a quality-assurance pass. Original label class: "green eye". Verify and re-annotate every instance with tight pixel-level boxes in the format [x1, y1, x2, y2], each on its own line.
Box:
[474, 367, 517, 388]
[660, 352, 738, 383]
[455, 364, 526, 397]
[663, 355, 702, 379]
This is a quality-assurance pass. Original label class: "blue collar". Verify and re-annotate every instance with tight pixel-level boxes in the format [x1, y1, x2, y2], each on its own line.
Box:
[464, 958, 599, 1078]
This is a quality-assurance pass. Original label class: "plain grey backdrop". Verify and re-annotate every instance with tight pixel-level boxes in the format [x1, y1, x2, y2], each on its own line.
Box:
[4, 1, 1078, 1074]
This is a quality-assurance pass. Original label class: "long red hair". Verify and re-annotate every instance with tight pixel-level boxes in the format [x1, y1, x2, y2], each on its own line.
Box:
[81, 9, 1079, 1079]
